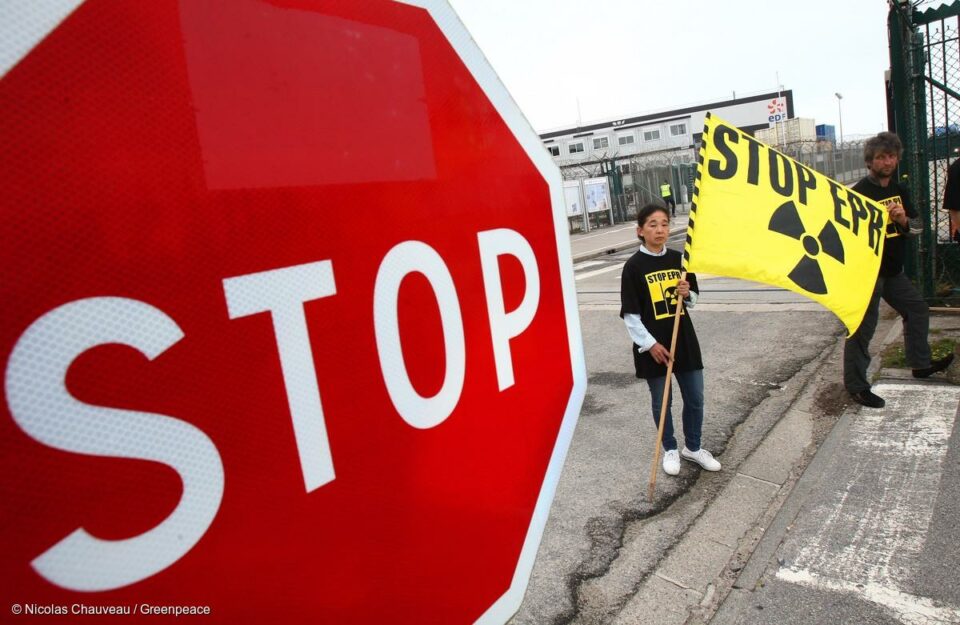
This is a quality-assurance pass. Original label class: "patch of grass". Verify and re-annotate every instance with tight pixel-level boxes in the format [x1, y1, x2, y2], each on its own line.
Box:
[935, 279, 956, 299]
[881, 338, 956, 368]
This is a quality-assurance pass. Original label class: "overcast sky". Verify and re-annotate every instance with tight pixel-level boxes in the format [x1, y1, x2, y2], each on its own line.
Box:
[447, 0, 898, 138]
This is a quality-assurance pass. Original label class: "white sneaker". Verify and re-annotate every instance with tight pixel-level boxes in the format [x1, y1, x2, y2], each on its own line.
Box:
[662, 449, 680, 475]
[681, 447, 721, 471]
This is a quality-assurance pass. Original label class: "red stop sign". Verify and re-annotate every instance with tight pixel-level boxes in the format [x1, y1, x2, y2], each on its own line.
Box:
[0, 1, 586, 623]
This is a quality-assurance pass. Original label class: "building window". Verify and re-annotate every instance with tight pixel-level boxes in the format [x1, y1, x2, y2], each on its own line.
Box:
[593, 136, 609, 150]
[670, 123, 687, 136]
[618, 134, 635, 146]
[643, 129, 660, 141]
[569, 142, 584, 154]
[547, 145, 560, 156]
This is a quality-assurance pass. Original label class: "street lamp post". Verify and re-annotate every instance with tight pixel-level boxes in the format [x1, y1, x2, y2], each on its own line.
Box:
[835, 92, 844, 145]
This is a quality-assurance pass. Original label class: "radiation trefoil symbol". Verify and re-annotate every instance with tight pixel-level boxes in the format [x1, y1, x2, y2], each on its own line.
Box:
[663, 285, 679, 309]
[768, 201, 845, 294]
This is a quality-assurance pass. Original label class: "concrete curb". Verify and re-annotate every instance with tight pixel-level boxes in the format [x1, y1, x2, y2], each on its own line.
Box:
[572, 242, 640, 265]
[571, 224, 687, 264]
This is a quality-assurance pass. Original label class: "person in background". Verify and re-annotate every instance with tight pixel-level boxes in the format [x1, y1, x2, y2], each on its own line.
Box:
[844, 132, 954, 408]
[620, 203, 720, 476]
[660, 180, 675, 217]
[942, 158, 960, 242]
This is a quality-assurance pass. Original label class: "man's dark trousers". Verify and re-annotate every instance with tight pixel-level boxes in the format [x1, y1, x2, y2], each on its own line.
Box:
[843, 272, 931, 393]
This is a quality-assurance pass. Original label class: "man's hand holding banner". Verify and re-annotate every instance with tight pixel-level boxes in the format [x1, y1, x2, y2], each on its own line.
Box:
[685, 113, 888, 336]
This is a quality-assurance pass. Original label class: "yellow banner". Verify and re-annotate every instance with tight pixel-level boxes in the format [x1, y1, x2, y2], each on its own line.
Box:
[684, 114, 886, 336]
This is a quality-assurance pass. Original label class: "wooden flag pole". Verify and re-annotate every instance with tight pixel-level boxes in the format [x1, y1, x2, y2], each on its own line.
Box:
[647, 271, 687, 501]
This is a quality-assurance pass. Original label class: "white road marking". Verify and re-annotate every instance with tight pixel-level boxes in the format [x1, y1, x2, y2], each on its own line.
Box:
[575, 262, 625, 282]
[574, 243, 632, 260]
[572, 260, 607, 271]
[777, 569, 960, 625]
[572, 224, 636, 242]
[571, 225, 686, 261]
[775, 383, 960, 624]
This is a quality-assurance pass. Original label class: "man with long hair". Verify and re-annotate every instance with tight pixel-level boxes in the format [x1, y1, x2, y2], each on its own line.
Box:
[844, 132, 953, 408]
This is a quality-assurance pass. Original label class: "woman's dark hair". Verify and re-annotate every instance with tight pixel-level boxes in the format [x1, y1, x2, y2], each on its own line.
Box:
[636, 202, 670, 241]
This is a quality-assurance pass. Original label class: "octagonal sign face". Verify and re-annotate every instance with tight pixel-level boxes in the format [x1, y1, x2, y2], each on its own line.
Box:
[0, 1, 586, 623]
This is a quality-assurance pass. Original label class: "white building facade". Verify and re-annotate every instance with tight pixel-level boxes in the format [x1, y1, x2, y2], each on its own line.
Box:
[540, 90, 795, 167]
[543, 90, 796, 231]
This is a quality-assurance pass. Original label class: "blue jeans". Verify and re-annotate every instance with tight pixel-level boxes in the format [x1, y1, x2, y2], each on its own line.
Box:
[645, 368, 704, 452]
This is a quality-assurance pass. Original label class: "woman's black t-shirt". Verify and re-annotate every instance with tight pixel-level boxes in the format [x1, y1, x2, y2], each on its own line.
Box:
[619, 248, 703, 378]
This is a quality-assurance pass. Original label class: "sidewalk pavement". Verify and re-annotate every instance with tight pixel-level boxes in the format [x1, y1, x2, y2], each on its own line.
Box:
[621, 308, 960, 625]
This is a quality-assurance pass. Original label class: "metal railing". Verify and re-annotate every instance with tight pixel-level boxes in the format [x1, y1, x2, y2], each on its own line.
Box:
[558, 140, 868, 234]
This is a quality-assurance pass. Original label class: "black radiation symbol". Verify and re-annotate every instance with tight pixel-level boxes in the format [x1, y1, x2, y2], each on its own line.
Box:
[768, 200, 845, 295]
[663, 285, 679, 308]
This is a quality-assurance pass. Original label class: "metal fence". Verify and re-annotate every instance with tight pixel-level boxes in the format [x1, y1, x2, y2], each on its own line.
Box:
[560, 150, 698, 232]
[558, 140, 868, 233]
[774, 140, 869, 185]
[889, 0, 960, 302]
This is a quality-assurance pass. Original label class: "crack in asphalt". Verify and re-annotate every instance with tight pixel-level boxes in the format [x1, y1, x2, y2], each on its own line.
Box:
[550, 350, 832, 625]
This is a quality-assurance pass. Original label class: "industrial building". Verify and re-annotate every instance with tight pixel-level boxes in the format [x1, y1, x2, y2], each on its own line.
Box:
[539, 89, 795, 168]
[541, 90, 797, 231]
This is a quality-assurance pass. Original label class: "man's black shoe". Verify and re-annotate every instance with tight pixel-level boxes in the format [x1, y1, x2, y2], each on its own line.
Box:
[912, 353, 955, 378]
[851, 389, 885, 408]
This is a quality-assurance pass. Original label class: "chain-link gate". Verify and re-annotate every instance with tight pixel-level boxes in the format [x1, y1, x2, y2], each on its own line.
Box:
[560, 151, 697, 232]
[889, 0, 960, 302]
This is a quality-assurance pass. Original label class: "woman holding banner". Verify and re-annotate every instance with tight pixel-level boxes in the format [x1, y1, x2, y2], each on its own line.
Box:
[620, 203, 721, 476]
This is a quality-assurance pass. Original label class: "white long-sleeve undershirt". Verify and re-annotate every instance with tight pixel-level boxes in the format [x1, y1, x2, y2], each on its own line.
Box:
[623, 244, 697, 353]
